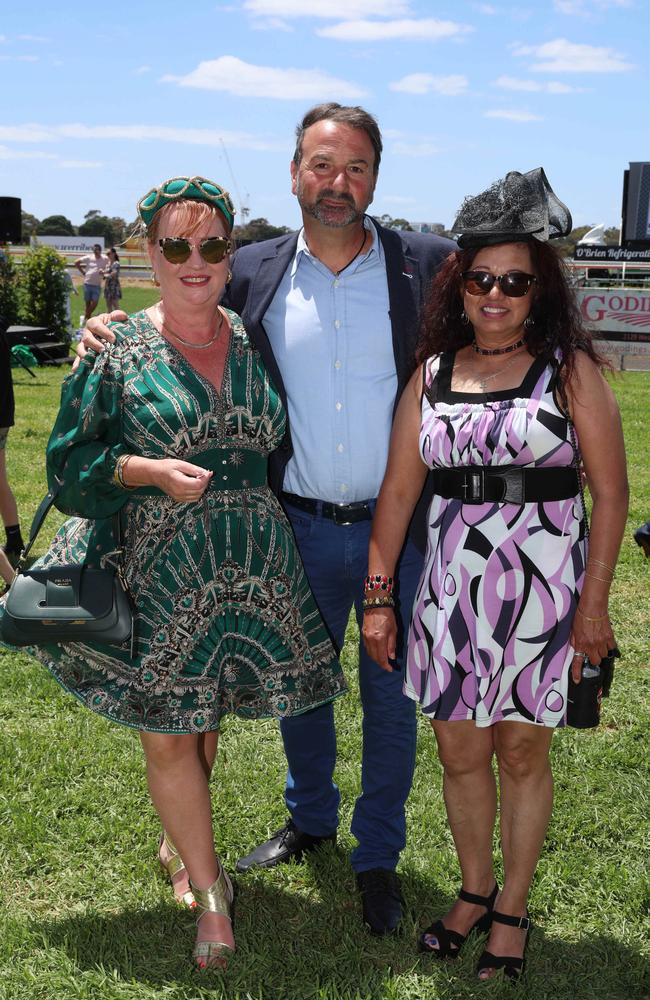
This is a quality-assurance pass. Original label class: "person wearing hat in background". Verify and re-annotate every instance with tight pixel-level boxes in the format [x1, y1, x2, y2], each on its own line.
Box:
[363, 169, 628, 980]
[11, 176, 347, 971]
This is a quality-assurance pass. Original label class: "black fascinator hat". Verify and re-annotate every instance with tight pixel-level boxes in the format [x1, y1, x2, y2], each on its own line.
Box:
[452, 167, 572, 249]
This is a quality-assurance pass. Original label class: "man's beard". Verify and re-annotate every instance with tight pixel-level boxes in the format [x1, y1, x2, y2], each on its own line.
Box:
[298, 187, 365, 228]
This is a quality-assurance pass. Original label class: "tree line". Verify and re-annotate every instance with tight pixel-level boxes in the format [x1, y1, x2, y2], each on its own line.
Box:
[19, 210, 620, 256]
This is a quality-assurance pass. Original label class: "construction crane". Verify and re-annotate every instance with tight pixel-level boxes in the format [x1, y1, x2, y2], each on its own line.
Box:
[220, 139, 250, 225]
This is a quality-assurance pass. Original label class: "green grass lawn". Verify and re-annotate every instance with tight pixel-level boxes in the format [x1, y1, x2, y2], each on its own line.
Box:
[1, 369, 649, 1000]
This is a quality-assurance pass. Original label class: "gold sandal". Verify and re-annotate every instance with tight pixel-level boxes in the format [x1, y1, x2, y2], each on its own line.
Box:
[158, 831, 196, 909]
[191, 864, 236, 970]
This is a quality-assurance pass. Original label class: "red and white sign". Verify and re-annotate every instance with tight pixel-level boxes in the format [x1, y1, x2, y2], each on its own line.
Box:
[575, 288, 650, 343]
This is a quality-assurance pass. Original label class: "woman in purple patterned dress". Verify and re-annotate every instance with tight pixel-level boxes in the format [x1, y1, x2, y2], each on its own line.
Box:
[362, 170, 628, 981]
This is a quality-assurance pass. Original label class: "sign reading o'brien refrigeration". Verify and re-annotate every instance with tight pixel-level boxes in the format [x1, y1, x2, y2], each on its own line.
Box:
[575, 287, 650, 354]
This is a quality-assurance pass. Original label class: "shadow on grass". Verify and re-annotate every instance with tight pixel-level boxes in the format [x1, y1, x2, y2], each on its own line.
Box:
[26, 855, 650, 1000]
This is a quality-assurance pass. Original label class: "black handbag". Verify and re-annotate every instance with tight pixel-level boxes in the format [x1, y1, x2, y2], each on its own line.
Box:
[564, 397, 618, 728]
[0, 479, 133, 653]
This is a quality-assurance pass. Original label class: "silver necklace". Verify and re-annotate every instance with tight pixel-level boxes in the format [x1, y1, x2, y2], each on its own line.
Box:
[160, 308, 224, 349]
[455, 349, 525, 391]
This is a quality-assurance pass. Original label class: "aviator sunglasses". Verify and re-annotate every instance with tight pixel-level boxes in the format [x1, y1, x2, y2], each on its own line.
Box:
[462, 270, 537, 298]
[158, 236, 232, 265]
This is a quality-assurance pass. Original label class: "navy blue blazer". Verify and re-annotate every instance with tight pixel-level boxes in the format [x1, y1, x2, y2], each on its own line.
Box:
[223, 219, 456, 550]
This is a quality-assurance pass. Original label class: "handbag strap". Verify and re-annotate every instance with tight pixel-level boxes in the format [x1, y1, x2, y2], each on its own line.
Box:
[17, 478, 124, 572]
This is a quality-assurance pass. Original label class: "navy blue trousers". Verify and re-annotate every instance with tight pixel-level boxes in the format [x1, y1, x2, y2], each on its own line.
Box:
[280, 499, 422, 873]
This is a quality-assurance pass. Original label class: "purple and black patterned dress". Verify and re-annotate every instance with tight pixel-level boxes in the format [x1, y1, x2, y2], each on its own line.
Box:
[405, 352, 586, 728]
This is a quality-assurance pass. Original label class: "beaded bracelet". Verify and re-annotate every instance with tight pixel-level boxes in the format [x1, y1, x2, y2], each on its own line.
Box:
[113, 454, 136, 490]
[576, 607, 609, 623]
[364, 574, 394, 593]
[362, 595, 395, 612]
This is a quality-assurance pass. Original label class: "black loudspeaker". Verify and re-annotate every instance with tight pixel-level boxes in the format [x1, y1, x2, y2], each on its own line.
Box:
[0, 196, 21, 243]
[622, 162, 650, 246]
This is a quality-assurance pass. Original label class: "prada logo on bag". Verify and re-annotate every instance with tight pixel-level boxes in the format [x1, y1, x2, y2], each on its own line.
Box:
[51, 578, 73, 586]
[43, 619, 86, 625]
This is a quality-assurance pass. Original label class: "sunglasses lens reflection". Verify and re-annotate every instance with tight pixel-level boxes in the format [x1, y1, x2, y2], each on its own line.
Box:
[199, 238, 230, 264]
[502, 273, 533, 297]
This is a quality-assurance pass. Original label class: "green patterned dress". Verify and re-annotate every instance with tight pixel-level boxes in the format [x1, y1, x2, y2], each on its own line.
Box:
[26, 309, 347, 733]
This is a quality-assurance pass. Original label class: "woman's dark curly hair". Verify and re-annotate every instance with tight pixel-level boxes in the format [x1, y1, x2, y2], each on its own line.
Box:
[417, 240, 609, 388]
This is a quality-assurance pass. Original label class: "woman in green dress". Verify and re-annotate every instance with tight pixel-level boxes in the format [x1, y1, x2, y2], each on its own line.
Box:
[25, 177, 347, 970]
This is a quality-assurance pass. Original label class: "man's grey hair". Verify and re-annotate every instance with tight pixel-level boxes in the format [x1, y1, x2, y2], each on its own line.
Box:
[293, 103, 383, 177]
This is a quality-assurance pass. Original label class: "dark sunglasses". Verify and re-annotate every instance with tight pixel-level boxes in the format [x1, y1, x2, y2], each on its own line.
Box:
[462, 270, 537, 298]
[158, 236, 232, 264]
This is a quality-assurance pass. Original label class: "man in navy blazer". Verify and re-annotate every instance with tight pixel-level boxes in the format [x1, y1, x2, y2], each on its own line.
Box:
[227, 103, 455, 935]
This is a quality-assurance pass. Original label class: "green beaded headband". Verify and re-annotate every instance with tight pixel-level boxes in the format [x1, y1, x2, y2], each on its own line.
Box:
[137, 176, 236, 231]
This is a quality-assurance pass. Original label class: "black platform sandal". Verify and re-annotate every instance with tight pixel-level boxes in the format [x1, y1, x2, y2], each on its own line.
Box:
[418, 883, 498, 958]
[477, 910, 531, 981]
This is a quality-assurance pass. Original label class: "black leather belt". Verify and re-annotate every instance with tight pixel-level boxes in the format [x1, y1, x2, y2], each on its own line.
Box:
[430, 466, 578, 504]
[281, 491, 374, 525]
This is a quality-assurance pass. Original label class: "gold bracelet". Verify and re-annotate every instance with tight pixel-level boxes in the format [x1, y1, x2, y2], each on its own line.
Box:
[587, 557, 615, 574]
[113, 454, 136, 490]
[585, 571, 612, 584]
[576, 606, 609, 623]
[362, 595, 395, 611]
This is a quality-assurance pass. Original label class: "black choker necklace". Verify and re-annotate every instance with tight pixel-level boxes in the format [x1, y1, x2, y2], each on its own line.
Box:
[333, 228, 367, 276]
[472, 337, 525, 356]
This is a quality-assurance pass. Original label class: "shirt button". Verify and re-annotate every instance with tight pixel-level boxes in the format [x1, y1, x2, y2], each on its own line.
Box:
[334, 320, 340, 329]
[340, 483, 348, 493]
[334, 279, 339, 288]
[336, 402, 342, 411]
[334, 360, 341, 369]
[337, 443, 344, 453]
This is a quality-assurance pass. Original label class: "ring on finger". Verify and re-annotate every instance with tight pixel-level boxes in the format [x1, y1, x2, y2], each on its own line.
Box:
[573, 651, 586, 657]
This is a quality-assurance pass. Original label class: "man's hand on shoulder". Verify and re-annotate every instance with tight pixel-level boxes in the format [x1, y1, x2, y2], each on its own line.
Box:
[72, 310, 127, 370]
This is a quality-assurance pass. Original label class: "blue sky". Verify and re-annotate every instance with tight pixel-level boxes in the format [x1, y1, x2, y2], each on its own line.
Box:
[0, 0, 645, 234]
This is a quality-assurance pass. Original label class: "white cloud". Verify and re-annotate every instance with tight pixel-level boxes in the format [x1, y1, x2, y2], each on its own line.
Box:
[392, 140, 441, 156]
[318, 18, 473, 41]
[484, 109, 543, 121]
[512, 37, 633, 72]
[18, 34, 50, 42]
[133, 65, 151, 75]
[390, 73, 468, 95]
[243, 0, 409, 16]
[494, 74, 582, 93]
[58, 160, 103, 169]
[0, 54, 39, 62]
[474, 3, 498, 12]
[553, 0, 631, 14]
[0, 125, 58, 142]
[0, 144, 57, 160]
[0, 122, 284, 151]
[162, 56, 366, 99]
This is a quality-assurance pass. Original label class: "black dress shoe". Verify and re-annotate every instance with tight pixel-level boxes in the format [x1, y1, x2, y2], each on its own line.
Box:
[235, 818, 336, 873]
[356, 868, 404, 936]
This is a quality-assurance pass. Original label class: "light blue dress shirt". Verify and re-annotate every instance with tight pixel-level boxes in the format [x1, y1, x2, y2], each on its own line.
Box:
[262, 218, 397, 503]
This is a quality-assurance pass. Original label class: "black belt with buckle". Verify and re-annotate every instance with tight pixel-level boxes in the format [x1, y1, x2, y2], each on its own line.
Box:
[430, 466, 578, 504]
[281, 491, 375, 525]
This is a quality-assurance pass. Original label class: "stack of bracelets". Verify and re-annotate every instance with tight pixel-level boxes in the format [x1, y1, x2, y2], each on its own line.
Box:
[113, 454, 136, 490]
[362, 574, 395, 611]
[575, 556, 616, 623]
